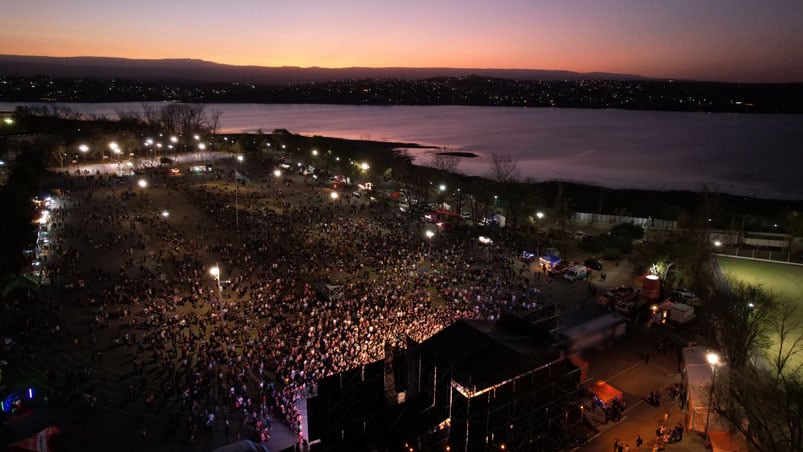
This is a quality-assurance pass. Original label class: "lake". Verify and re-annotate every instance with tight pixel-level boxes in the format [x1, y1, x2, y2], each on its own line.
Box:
[2, 102, 802, 199]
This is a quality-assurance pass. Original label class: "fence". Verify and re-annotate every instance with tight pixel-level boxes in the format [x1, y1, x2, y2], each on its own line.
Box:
[574, 212, 677, 230]
[712, 248, 803, 265]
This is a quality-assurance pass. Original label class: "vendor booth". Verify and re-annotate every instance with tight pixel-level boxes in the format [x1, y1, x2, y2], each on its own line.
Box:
[538, 254, 561, 271]
[587, 380, 622, 408]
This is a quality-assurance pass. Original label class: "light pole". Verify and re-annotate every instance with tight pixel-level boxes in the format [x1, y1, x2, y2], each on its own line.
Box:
[170, 136, 178, 160]
[535, 211, 544, 255]
[198, 143, 206, 164]
[330, 191, 338, 210]
[426, 230, 435, 261]
[439, 184, 446, 208]
[210, 265, 222, 300]
[78, 144, 89, 172]
[704, 351, 721, 442]
[144, 138, 154, 162]
[109, 141, 124, 171]
[235, 155, 244, 230]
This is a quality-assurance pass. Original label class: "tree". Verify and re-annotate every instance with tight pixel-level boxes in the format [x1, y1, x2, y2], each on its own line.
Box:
[716, 366, 803, 451]
[610, 223, 644, 242]
[771, 297, 803, 379]
[488, 153, 519, 183]
[431, 151, 462, 174]
[710, 282, 803, 451]
[209, 109, 223, 136]
[158, 104, 210, 137]
[712, 279, 775, 370]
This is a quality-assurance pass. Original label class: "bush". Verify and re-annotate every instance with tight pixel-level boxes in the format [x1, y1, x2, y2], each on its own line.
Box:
[610, 223, 644, 241]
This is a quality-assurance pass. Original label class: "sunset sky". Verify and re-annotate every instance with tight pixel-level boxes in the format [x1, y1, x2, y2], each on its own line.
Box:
[2, 0, 802, 82]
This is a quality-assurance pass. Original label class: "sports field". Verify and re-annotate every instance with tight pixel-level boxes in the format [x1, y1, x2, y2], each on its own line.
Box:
[716, 255, 803, 372]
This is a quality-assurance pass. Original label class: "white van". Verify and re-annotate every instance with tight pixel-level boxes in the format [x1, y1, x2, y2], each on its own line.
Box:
[563, 265, 590, 281]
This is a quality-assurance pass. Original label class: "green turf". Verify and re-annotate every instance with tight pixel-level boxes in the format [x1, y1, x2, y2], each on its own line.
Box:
[716, 256, 803, 373]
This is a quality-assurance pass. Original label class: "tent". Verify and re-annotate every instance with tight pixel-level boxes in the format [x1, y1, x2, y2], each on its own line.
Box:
[587, 380, 622, 405]
[682, 347, 726, 432]
[538, 254, 561, 269]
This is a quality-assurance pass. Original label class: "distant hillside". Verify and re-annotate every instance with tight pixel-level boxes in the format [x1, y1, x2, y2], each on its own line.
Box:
[0, 54, 649, 85]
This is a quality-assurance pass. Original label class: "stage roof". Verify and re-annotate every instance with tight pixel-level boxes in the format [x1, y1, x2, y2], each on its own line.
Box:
[419, 319, 564, 394]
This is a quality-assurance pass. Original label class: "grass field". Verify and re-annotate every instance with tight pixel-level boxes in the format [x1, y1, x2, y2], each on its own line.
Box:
[716, 255, 803, 373]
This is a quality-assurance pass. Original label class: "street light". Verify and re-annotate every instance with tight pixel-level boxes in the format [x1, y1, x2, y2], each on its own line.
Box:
[209, 265, 222, 299]
[161, 210, 170, 219]
[535, 211, 545, 255]
[170, 136, 179, 159]
[704, 352, 721, 442]
[426, 230, 435, 259]
[330, 191, 338, 209]
[137, 179, 148, 189]
[235, 155, 244, 230]
[78, 144, 89, 170]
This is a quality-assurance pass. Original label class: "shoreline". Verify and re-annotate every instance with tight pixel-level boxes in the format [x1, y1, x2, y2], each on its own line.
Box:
[6, 102, 801, 201]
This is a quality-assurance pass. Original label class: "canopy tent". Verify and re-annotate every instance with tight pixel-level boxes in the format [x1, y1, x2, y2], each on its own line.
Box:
[538, 254, 561, 268]
[682, 347, 726, 432]
[587, 380, 622, 405]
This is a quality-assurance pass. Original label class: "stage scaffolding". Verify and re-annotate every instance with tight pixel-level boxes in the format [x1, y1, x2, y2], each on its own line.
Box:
[306, 308, 583, 451]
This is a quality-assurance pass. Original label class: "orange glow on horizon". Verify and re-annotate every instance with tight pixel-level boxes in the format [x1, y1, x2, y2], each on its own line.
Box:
[1, 0, 802, 83]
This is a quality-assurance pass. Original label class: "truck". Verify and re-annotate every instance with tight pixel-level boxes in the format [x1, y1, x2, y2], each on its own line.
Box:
[597, 286, 642, 312]
[560, 312, 629, 352]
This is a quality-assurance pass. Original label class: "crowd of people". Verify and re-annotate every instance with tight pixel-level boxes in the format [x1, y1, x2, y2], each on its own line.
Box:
[15, 160, 553, 449]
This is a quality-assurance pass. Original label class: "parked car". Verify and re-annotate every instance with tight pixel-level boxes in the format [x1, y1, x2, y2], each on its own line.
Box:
[671, 289, 697, 303]
[584, 258, 603, 270]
